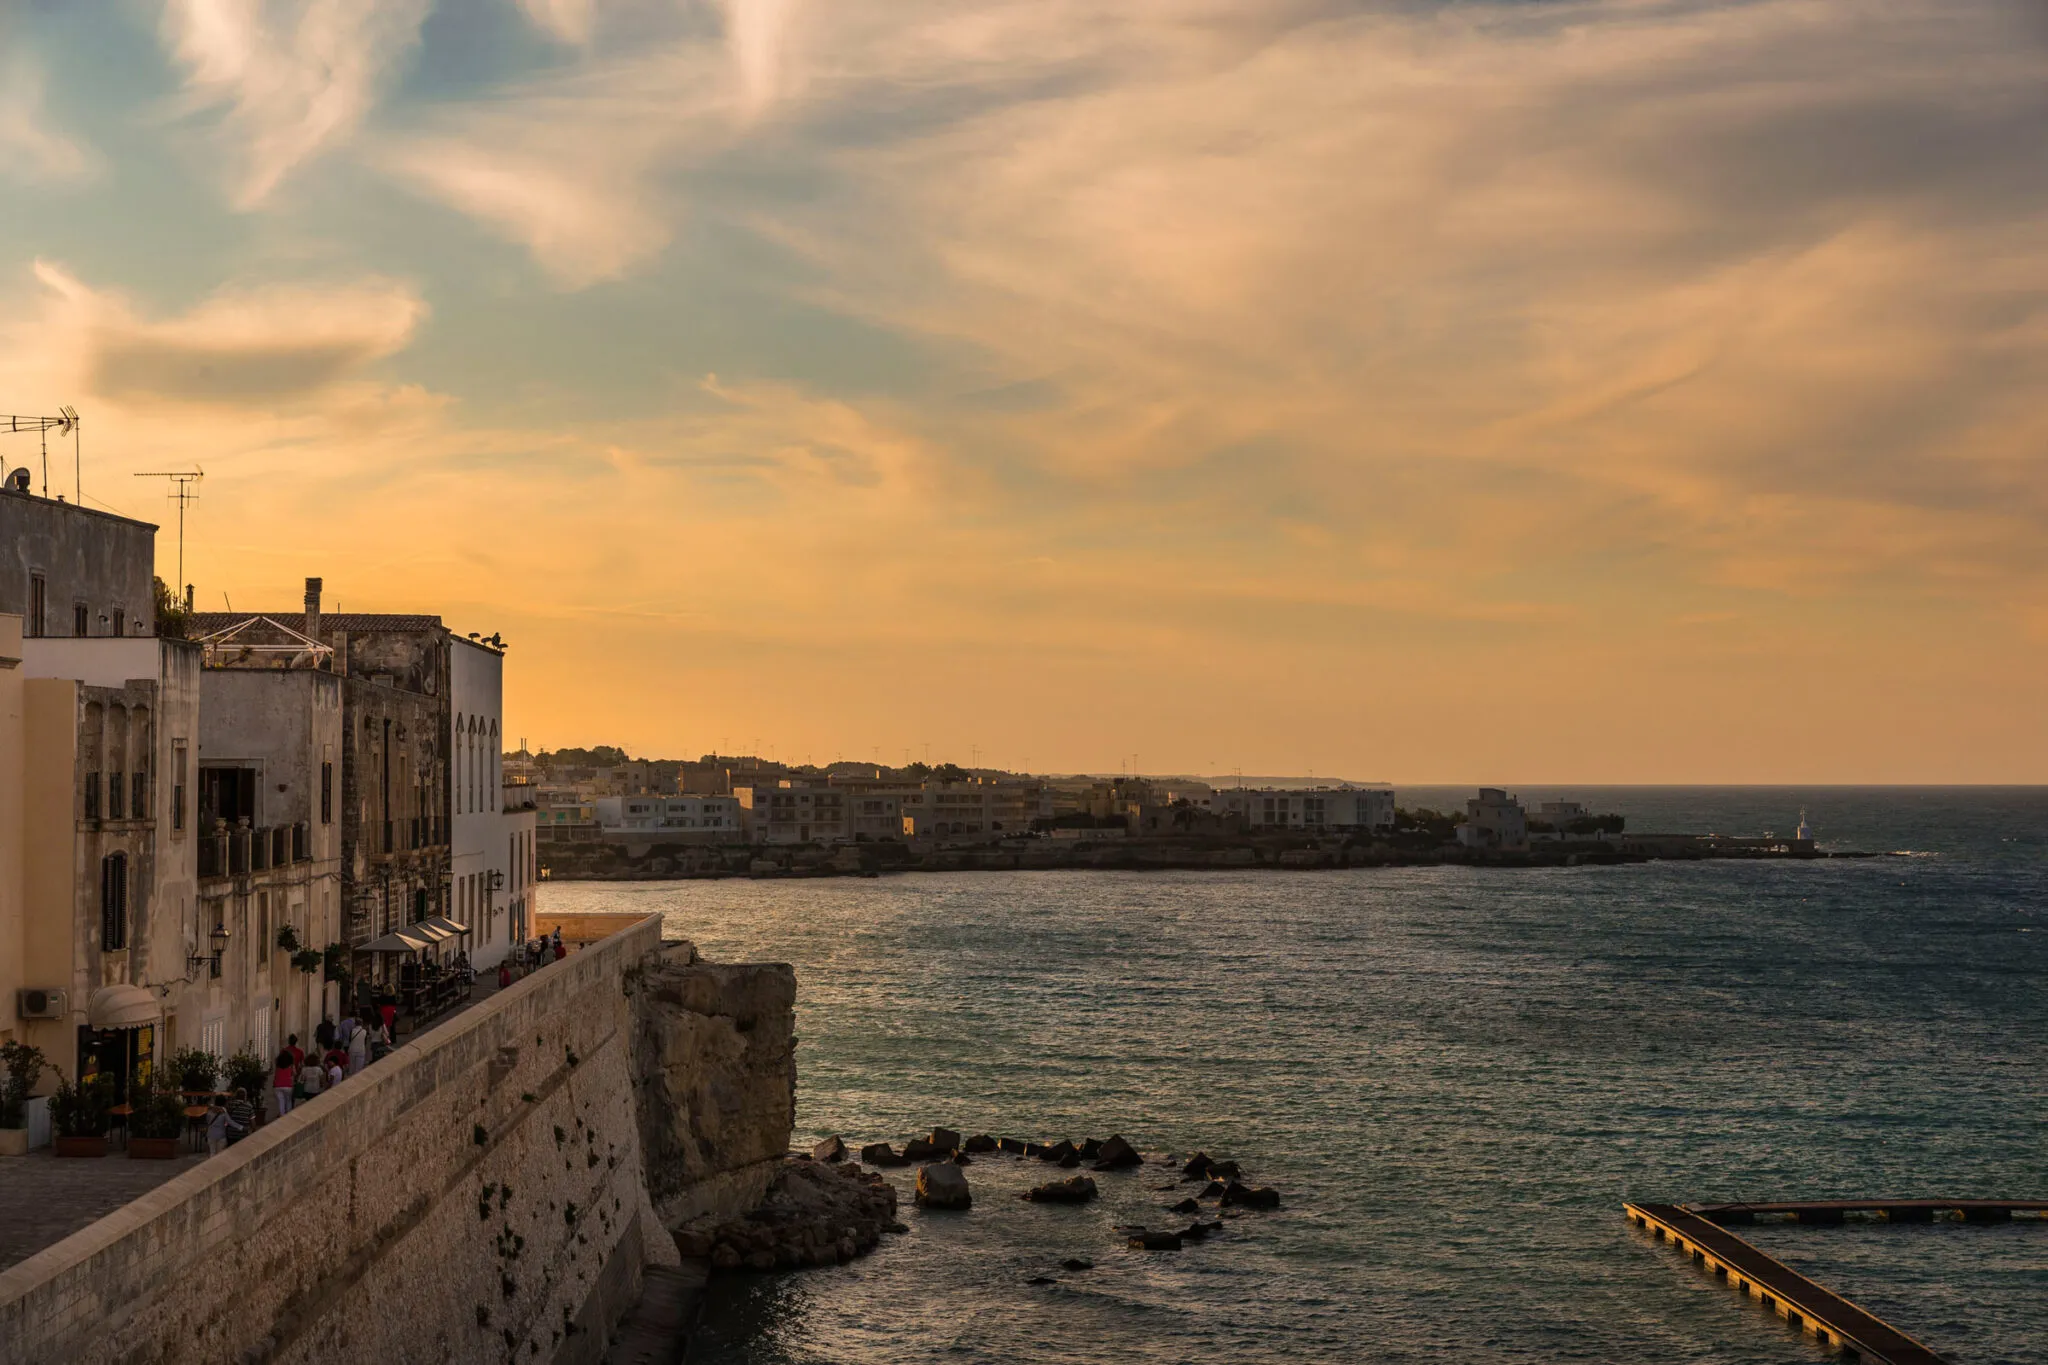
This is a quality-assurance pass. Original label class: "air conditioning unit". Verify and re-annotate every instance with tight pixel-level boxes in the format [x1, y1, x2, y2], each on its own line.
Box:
[17, 988, 67, 1019]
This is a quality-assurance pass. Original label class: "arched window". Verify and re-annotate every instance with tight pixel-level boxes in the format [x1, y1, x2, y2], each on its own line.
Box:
[101, 853, 128, 950]
[489, 721, 498, 810]
[453, 714, 464, 813]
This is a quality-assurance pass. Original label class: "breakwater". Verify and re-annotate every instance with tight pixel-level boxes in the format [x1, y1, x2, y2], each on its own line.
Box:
[0, 915, 795, 1365]
[540, 832, 1857, 882]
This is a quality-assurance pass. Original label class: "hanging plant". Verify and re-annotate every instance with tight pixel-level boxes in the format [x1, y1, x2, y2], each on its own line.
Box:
[276, 923, 302, 953]
[292, 948, 323, 974]
[323, 942, 349, 982]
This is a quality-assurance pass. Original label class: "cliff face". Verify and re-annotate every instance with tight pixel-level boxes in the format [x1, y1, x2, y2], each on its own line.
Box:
[630, 941, 798, 1230]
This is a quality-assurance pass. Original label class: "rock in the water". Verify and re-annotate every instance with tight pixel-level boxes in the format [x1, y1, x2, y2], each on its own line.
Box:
[916, 1161, 973, 1209]
[999, 1137, 1028, 1155]
[903, 1138, 942, 1160]
[1128, 1231, 1183, 1250]
[1061, 1258, 1095, 1271]
[1059, 1151, 1081, 1168]
[929, 1127, 962, 1151]
[1027, 1275, 1057, 1285]
[1200, 1180, 1226, 1198]
[1079, 1138, 1103, 1161]
[1022, 1176, 1099, 1204]
[706, 1159, 900, 1275]
[1093, 1135, 1142, 1170]
[812, 1135, 846, 1163]
[1181, 1152, 1212, 1177]
[965, 1134, 998, 1153]
[951, 1151, 973, 1165]
[860, 1142, 908, 1167]
[1040, 1139, 1077, 1163]
[1169, 1198, 1200, 1214]
[1206, 1160, 1242, 1181]
[1181, 1219, 1224, 1239]
[1023, 1142, 1046, 1158]
[1222, 1182, 1280, 1209]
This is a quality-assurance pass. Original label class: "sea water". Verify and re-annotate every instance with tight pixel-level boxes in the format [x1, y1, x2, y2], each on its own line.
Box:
[538, 788, 2048, 1363]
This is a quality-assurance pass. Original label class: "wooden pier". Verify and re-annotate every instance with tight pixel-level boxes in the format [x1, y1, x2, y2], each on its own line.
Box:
[1625, 1202, 1950, 1363]
[1691, 1198, 2048, 1225]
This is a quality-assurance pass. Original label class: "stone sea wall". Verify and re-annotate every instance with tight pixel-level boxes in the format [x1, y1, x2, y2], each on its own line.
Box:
[0, 915, 796, 1365]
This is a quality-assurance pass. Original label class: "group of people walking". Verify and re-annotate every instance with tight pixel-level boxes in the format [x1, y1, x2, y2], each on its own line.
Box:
[269, 1010, 394, 1121]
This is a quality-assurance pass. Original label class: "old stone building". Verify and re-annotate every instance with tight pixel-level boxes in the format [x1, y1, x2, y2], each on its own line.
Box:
[2, 486, 206, 1099]
[193, 587, 453, 965]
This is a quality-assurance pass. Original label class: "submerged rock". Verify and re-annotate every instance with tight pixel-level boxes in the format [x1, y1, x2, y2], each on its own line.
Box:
[1169, 1198, 1200, 1214]
[1061, 1258, 1095, 1271]
[1128, 1231, 1183, 1251]
[1022, 1176, 1099, 1204]
[1059, 1152, 1081, 1168]
[916, 1161, 972, 1210]
[1200, 1181, 1226, 1198]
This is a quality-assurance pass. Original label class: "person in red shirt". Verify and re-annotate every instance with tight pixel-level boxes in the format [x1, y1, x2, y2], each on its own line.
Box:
[272, 1048, 296, 1117]
[499, 962, 512, 990]
[285, 1033, 305, 1070]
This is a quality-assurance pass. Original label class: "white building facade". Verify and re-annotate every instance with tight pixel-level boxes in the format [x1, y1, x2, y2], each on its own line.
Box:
[1209, 786, 1396, 832]
[450, 637, 517, 968]
[595, 794, 742, 840]
[1455, 788, 1528, 850]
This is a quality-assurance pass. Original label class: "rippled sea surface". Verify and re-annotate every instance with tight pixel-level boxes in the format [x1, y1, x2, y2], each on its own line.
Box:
[539, 788, 2048, 1364]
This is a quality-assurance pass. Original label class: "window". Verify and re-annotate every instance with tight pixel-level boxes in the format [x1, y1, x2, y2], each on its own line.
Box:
[28, 574, 45, 637]
[84, 772, 101, 820]
[112, 608, 125, 637]
[108, 768, 125, 820]
[101, 853, 128, 949]
[132, 770, 148, 821]
[320, 761, 333, 823]
[74, 603, 88, 636]
[173, 743, 187, 831]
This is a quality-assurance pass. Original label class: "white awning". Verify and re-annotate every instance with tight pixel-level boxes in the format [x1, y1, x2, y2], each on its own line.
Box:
[420, 915, 469, 938]
[87, 984, 160, 1030]
[359, 927, 436, 954]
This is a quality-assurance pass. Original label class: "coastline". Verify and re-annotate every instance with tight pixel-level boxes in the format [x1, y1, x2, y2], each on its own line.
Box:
[538, 833, 1874, 882]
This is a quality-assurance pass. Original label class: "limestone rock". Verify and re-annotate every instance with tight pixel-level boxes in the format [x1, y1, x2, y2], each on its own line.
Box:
[1222, 1182, 1280, 1209]
[1092, 1135, 1142, 1170]
[916, 1161, 972, 1210]
[1021, 1176, 1098, 1204]
[812, 1135, 846, 1163]
[706, 1158, 900, 1274]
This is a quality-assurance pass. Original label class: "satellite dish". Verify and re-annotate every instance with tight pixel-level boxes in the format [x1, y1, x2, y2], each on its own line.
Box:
[5, 467, 29, 492]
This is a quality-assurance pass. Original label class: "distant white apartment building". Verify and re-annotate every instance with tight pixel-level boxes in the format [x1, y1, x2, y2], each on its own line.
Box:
[1209, 786, 1396, 832]
[596, 794, 743, 840]
[1455, 788, 1528, 850]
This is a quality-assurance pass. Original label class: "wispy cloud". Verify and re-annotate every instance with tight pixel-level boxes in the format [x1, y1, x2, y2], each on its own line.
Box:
[0, 54, 97, 184]
[160, 0, 429, 206]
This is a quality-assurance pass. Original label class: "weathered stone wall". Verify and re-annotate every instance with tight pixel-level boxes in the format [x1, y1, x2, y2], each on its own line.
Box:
[0, 913, 798, 1365]
[630, 944, 797, 1229]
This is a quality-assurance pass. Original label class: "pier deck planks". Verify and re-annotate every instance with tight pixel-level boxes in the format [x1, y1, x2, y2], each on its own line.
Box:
[1625, 1202, 1949, 1364]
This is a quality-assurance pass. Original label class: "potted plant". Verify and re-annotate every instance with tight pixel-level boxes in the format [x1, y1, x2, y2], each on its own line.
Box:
[170, 1046, 220, 1095]
[276, 922, 301, 953]
[225, 1049, 268, 1116]
[0, 1041, 47, 1156]
[126, 1072, 188, 1159]
[49, 1074, 113, 1157]
[291, 947, 323, 974]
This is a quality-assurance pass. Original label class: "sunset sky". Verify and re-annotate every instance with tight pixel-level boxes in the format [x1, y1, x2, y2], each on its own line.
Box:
[1, 0, 2043, 781]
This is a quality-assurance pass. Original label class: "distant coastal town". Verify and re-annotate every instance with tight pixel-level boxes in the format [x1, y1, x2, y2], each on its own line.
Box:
[516, 745, 1833, 881]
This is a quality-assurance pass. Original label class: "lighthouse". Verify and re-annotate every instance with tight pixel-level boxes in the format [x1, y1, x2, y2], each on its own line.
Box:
[1794, 808, 1813, 843]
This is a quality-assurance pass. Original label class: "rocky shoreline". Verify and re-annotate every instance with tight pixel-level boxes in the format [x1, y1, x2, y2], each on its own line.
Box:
[682, 1128, 1285, 1280]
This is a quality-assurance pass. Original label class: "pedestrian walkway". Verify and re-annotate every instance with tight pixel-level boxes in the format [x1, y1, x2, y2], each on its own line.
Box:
[0, 1148, 210, 1272]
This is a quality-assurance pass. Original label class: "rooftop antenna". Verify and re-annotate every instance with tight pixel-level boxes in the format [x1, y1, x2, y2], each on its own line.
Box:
[134, 469, 204, 597]
[4, 409, 81, 498]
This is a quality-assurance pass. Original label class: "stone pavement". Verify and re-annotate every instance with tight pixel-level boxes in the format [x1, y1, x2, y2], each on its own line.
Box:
[0, 1147, 211, 1272]
[0, 951, 583, 1274]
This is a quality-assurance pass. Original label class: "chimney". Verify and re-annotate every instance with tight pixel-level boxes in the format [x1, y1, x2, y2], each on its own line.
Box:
[304, 576, 323, 639]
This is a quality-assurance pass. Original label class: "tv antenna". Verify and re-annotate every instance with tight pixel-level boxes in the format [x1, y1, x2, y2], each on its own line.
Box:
[134, 469, 204, 598]
[3, 408, 81, 498]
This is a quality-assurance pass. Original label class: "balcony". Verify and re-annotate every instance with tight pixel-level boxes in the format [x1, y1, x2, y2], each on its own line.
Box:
[198, 822, 314, 881]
